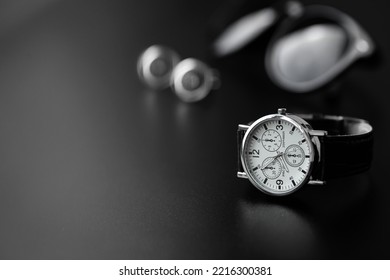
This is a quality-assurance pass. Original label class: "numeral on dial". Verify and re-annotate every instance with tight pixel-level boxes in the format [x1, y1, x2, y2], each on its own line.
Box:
[249, 149, 260, 157]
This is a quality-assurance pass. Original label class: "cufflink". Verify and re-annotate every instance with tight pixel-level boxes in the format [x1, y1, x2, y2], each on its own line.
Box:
[137, 45, 220, 102]
[137, 45, 180, 90]
[171, 58, 220, 103]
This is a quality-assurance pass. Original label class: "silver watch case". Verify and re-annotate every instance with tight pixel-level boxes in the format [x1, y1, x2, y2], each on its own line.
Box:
[239, 111, 324, 195]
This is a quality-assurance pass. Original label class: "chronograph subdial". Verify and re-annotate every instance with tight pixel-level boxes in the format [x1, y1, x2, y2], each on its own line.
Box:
[261, 129, 282, 152]
[261, 157, 282, 179]
[284, 144, 305, 167]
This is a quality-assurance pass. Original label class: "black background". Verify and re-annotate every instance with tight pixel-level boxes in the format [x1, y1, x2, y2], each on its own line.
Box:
[0, 0, 389, 259]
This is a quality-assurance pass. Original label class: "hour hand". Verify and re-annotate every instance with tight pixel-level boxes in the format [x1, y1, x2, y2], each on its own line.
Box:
[261, 157, 275, 170]
[261, 153, 283, 170]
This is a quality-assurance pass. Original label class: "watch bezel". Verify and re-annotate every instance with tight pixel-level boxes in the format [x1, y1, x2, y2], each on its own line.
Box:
[240, 113, 315, 196]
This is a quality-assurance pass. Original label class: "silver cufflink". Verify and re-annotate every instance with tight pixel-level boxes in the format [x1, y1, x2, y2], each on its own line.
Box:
[137, 45, 180, 90]
[137, 45, 220, 102]
[171, 58, 220, 103]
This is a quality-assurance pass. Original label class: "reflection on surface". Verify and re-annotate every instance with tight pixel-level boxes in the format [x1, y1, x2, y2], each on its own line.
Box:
[272, 24, 347, 83]
[142, 89, 169, 121]
[237, 173, 373, 259]
[238, 197, 319, 259]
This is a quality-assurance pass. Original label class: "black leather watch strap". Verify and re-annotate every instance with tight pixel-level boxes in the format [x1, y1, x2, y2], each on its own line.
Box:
[300, 114, 373, 180]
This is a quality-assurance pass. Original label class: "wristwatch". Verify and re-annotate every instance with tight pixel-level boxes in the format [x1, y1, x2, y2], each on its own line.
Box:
[237, 108, 373, 196]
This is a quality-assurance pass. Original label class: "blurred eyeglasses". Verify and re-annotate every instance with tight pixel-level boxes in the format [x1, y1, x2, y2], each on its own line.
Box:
[212, 1, 375, 93]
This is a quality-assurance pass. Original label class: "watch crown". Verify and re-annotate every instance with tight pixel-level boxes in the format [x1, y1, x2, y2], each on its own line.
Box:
[278, 108, 287, 115]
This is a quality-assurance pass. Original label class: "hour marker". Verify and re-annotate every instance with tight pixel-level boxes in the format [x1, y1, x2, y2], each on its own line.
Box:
[278, 185, 281, 190]
[264, 124, 268, 130]
[263, 178, 268, 184]
[292, 180, 296, 186]
[278, 120, 281, 124]
[291, 126, 296, 132]
[301, 169, 307, 174]
[305, 155, 310, 158]
[301, 139, 306, 143]
[253, 136, 259, 141]
[252, 167, 258, 171]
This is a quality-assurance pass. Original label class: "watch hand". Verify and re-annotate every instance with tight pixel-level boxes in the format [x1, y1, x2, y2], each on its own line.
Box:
[260, 158, 274, 170]
[278, 156, 289, 173]
[264, 166, 275, 170]
[261, 153, 283, 170]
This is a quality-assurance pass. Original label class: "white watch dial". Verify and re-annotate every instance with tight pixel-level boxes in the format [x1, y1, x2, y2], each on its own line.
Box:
[242, 116, 313, 195]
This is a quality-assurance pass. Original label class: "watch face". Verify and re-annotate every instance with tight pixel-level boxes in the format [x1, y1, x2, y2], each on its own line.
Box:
[241, 114, 314, 195]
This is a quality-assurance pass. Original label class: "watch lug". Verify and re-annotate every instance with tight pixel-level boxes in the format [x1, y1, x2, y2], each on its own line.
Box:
[308, 180, 326, 186]
[309, 129, 328, 136]
[237, 172, 248, 179]
[238, 124, 249, 131]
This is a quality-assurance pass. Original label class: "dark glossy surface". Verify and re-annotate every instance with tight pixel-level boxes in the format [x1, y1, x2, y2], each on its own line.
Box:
[0, 0, 389, 259]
